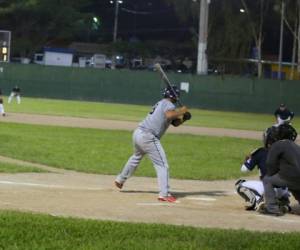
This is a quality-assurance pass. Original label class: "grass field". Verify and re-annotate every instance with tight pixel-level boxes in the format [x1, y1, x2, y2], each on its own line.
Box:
[0, 211, 299, 250]
[0, 122, 259, 180]
[1, 97, 299, 248]
[4, 97, 299, 131]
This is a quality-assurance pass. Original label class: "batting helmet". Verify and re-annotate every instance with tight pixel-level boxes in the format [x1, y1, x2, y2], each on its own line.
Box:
[263, 124, 297, 147]
[162, 85, 180, 100]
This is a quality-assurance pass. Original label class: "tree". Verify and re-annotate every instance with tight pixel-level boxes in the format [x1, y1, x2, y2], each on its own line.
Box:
[272, 0, 300, 78]
[239, 0, 274, 78]
[0, 0, 95, 57]
[164, 0, 254, 72]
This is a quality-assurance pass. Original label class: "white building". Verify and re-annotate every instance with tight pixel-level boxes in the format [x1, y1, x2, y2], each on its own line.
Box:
[34, 48, 74, 67]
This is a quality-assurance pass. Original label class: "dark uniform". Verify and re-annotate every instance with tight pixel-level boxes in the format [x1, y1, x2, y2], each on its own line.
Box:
[243, 147, 268, 178]
[236, 147, 289, 210]
[259, 124, 298, 215]
[8, 85, 21, 104]
[274, 104, 294, 125]
[12, 86, 21, 95]
[264, 140, 300, 206]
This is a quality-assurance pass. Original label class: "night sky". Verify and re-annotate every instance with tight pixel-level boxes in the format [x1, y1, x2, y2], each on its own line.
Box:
[97, 0, 191, 42]
[95, 0, 293, 60]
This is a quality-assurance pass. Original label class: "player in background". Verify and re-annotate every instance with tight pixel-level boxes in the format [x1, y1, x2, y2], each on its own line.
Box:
[8, 85, 21, 104]
[0, 88, 5, 116]
[274, 103, 294, 126]
[115, 85, 191, 203]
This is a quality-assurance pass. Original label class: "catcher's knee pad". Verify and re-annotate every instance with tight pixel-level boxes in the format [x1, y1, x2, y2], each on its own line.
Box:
[235, 180, 260, 210]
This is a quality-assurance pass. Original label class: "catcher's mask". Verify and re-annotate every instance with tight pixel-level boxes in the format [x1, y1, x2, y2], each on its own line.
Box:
[263, 124, 297, 147]
[163, 85, 180, 101]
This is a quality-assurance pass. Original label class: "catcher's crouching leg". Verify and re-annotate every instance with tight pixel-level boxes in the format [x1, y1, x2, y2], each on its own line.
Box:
[235, 179, 262, 210]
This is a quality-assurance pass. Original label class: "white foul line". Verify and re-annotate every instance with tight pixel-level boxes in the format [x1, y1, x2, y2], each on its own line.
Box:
[136, 202, 174, 206]
[0, 180, 103, 191]
[185, 197, 216, 201]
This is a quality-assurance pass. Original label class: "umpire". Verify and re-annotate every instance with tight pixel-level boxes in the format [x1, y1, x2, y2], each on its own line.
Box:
[260, 124, 300, 216]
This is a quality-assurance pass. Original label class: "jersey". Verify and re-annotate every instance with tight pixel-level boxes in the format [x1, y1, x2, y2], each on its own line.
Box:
[139, 98, 176, 139]
[243, 147, 268, 178]
[274, 108, 294, 120]
[12, 86, 21, 93]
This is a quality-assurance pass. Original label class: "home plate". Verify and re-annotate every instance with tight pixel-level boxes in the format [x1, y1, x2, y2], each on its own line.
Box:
[185, 197, 216, 201]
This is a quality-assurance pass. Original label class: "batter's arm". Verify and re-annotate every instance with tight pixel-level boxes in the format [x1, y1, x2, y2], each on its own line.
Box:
[165, 106, 188, 120]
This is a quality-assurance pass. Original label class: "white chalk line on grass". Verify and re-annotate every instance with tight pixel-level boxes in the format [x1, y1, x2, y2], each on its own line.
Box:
[0, 180, 104, 191]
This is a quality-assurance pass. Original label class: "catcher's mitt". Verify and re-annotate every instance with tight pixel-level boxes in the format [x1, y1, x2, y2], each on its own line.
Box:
[183, 112, 192, 121]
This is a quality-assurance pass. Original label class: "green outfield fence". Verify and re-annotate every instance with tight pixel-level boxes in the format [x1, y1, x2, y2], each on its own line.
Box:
[0, 63, 300, 114]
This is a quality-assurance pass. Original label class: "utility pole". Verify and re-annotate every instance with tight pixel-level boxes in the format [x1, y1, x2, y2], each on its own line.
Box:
[113, 0, 120, 42]
[298, 0, 300, 73]
[278, 0, 285, 80]
[197, 0, 209, 75]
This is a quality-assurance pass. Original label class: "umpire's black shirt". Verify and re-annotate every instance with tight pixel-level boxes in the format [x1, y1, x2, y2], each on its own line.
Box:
[266, 140, 300, 187]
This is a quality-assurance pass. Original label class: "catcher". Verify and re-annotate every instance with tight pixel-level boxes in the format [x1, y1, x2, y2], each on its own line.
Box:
[235, 127, 291, 211]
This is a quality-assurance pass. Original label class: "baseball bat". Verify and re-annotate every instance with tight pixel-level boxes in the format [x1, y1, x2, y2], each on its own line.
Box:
[154, 63, 183, 106]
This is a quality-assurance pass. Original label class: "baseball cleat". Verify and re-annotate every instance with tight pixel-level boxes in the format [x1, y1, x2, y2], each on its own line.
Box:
[114, 180, 123, 189]
[258, 207, 284, 216]
[158, 195, 177, 203]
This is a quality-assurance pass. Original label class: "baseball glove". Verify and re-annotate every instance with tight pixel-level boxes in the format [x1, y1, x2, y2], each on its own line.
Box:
[183, 112, 192, 121]
[171, 118, 182, 127]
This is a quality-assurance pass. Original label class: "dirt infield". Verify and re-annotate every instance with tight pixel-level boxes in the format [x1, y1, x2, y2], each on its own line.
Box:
[1, 113, 300, 232]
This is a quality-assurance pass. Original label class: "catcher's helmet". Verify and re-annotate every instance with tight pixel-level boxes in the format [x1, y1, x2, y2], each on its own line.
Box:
[162, 85, 180, 100]
[263, 124, 297, 147]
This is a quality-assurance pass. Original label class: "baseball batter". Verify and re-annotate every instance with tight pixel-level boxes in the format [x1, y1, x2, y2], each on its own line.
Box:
[115, 85, 191, 202]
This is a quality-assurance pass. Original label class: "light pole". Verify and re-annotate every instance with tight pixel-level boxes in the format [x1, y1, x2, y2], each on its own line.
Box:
[112, 0, 123, 42]
[278, 0, 285, 80]
[197, 0, 210, 75]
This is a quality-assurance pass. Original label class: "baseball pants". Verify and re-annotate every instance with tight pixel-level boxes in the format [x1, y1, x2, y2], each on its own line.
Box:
[263, 174, 300, 211]
[116, 128, 170, 197]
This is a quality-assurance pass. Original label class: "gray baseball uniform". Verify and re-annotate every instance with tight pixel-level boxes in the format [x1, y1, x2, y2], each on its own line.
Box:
[116, 98, 176, 197]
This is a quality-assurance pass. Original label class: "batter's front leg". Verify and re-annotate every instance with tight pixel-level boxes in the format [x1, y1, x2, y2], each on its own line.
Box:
[147, 138, 170, 197]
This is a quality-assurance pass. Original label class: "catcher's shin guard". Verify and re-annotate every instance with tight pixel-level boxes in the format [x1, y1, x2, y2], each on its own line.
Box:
[235, 179, 261, 210]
